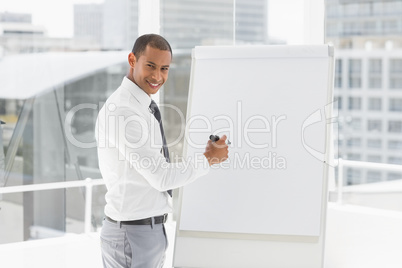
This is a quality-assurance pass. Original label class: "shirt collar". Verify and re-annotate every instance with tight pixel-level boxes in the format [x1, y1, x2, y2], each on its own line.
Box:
[121, 76, 152, 108]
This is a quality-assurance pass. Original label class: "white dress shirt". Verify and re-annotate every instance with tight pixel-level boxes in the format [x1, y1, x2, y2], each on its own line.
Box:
[95, 77, 210, 221]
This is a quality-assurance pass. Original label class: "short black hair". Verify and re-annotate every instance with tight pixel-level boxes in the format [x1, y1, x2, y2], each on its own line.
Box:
[132, 34, 172, 59]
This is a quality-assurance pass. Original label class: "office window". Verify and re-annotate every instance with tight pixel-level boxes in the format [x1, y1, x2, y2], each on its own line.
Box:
[382, 20, 398, 34]
[367, 139, 382, 148]
[347, 168, 361, 185]
[348, 59, 361, 89]
[388, 140, 402, 150]
[347, 153, 361, 161]
[368, 59, 382, 89]
[383, 1, 402, 15]
[388, 173, 402, 180]
[367, 120, 382, 132]
[369, 59, 382, 73]
[390, 77, 402, 89]
[350, 117, 362, 130]
[389, 59, 402, 89]
[367, 171, 382, 183]
[368, 97, 382, 111]
[372, 2, 383, 16]
[343, 4, 359, 17]
[388, 120, 402, 133]
[389, 99, 402, 112]
[358, 3, 371, 16]
[348, 97, 361, 110]
[349, 59, 361, 72]
[343, 21, 358, 34]
[346, 137, 361, 147]
[367, 155, 382, 163]
[388, 156, 402, 165]
[363, 21, 376, 35]
[335, 59, 342, 88]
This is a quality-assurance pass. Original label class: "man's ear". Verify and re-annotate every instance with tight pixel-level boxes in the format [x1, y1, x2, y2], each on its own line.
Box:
[128, 52, 136, 68]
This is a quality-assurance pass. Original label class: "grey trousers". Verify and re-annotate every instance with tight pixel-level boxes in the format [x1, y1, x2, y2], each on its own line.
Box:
[100, 218, 168, 268]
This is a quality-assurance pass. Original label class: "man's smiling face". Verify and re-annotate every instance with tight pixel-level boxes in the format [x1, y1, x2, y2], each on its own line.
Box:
[130, 45, 171, 96]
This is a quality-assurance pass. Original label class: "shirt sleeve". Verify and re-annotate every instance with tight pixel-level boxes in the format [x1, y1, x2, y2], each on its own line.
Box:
[109, 106, 210, 191]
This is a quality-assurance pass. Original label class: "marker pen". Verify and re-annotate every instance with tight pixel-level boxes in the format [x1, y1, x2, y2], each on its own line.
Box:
[209, 135, 231, 145]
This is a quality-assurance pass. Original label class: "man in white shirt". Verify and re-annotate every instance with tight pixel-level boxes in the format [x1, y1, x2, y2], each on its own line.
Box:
[95, 34, 229, 268]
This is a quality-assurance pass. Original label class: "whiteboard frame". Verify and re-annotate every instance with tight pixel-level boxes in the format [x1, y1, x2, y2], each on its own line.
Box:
[173, 44, 335, 268]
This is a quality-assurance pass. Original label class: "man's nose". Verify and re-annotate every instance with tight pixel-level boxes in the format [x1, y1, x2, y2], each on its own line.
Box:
[152, 69, 161, 81]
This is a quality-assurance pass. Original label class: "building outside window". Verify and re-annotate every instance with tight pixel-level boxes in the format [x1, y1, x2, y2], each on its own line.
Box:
[389, 59, 402, 89]
[347, 168, 361, 185]
[325, 0, 402, 186]
[388, 172, 402, 180]
[348, 59, 362, 89]
[368, 59, 382, 89]
[388, 120, 402, 133]
[368, 97, 382, 111]
[347, 153, 361, 161]
[335, 59, 342, 88]
[346, 137, 361, 147]
[389, 98, 402, 112]
[367, 171, 382, 183]
[388, 156, 402, 165]
[350, 117, 362, 130]
[388, 140, 402, 150]
[348, 96, 362, 110]
[367, 139, 382, 149]
[367, 119, 382, 132]
[367, 155, 382, 163]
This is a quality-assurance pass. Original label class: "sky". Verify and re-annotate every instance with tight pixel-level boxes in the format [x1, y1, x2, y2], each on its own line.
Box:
[268, 0, 304, 44]
[0, 0, 103, 37]
[0, 0, 304, 43]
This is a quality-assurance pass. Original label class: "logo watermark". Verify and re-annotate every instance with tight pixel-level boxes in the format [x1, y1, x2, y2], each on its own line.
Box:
[64, 99, 338, 170]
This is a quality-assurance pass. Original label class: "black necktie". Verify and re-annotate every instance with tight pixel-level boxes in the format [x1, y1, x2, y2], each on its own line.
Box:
[149, 100, 172, 197]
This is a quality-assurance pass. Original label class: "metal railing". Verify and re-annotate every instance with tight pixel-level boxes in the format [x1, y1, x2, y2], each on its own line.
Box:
[337, 158, 402, 204]
[0, 178, 105, 233]
[1, 160, 402, 233]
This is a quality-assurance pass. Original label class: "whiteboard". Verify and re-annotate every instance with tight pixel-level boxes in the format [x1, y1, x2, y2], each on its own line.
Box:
[174, 45, 334, 268]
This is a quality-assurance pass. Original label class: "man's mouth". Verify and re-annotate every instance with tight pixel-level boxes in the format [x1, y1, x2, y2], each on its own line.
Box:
[148, 81, 160, 89]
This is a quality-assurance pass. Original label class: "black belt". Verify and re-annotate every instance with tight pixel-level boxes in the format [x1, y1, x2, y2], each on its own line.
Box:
[105, 214, 167, 225]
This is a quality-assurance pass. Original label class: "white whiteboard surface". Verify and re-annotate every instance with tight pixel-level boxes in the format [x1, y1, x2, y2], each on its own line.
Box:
[174, 45, 334, 268]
